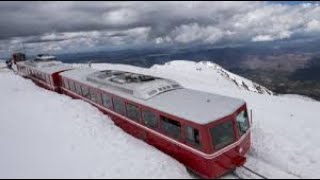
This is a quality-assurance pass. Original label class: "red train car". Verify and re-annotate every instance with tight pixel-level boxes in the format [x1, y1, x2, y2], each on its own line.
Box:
[16, 55, 72, 91]
[57, 69, 251, 179]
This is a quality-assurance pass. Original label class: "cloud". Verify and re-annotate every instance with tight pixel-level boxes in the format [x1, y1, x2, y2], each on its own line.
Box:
[0, 27, 152, 55]
[252, 31, 292, 42]
[1, 1, 320, 56]
[306, 19, 320, 32]
[167, 23, 224, 44]
[102, 8, 139, 26]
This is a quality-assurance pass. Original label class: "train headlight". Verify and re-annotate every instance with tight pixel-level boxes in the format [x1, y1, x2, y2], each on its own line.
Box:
[239, 147, 243, 154]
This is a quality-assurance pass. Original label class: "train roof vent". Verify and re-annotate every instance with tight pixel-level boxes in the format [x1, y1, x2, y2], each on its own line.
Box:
[34, 54, 57, 61]
[87, 70, 183, 100]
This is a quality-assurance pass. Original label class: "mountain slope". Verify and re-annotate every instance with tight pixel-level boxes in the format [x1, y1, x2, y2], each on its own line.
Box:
[153, 61, 273, 95]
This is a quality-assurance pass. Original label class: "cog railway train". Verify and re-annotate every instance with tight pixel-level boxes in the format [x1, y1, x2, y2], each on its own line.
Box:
[15, 54, 251, 179]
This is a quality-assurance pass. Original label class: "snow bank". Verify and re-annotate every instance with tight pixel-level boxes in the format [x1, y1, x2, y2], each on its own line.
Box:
[0, 62, 6, 69]
[0, 70, 189, 179]
[279, 94, 317, 102]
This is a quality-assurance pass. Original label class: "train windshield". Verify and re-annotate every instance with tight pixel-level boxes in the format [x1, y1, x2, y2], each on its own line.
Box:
[210, 121, 235, 150]
[236, 110, 250, 136]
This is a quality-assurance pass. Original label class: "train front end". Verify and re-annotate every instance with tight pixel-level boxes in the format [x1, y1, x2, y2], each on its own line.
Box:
[205, 104, 251, 179]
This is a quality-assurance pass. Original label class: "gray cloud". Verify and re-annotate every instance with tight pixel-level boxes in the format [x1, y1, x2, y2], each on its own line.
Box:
[1, 1, 320, 56]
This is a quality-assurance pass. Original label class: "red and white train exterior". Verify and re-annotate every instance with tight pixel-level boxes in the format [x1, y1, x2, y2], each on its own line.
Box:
[16, 57, 251, 179]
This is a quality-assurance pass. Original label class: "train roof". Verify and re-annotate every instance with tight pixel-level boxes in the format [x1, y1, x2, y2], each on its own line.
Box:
[60, 68, 246, 125]
[19, 60, 73, 74]
[86, 70, 183, 100]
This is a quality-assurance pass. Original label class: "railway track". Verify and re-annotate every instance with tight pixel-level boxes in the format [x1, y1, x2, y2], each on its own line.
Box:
[232, 165, 268, 179]
[188, 165, 268, 179]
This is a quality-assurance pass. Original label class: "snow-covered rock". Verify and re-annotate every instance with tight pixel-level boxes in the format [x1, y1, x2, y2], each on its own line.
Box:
[154, 60, 273, 95]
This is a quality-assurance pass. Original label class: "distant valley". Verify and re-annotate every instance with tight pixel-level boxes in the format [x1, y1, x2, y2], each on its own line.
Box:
[42, 39, 320, 101]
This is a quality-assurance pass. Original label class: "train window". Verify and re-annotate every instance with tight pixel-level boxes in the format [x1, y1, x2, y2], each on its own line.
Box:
[210, 121, 235, 150]
[236, 110, 250, 136]
[43, 74, 47, 82]
[102, 94, 113, 109]
[142, 110, 158, 129]
[160, 116, 181, 140]
[186, 126, 201, 148]
[95, 92, 103, 105]
[113, 98, 126, 116]
[126, 103, 141, 122]
[63, 79, 69, 89]
[69, 81, 76, 92]
[81, 86, 91, 99]
[47, 75, 51, 84]
[89, 88, 99, 103]
[75, 83, 82, 95]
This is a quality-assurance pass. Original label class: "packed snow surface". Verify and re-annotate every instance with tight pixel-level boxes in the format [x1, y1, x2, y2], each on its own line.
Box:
[1, 60, 320, 178]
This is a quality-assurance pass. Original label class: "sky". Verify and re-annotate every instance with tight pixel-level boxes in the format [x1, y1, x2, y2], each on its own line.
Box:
[1, 1, 320, 58]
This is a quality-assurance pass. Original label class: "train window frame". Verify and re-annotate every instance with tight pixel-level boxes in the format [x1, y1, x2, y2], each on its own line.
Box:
[63, 79, 69, 89]
[39, 73, 43, 81]
[142, 109, 159, 129]
[210, 120, 236, 151]
[41, 73, 45, 82]
[47, 75, 51, 84]
[43, 74, 47, 82]
[185, 126, 202, 149]
[126, 103, 141, 122]
[102, 93, 113, 109]
[69, 80, 76, 92]
[75, 83, 83, 96]
[95, 91, 103, 105]
[113, 97, 126, 116]
[236, 110, 250, 137]
[89, 88, 99, 103]
[160, 115, 182, 140]
[81, 85, 91, 99]
[38, 72, 41, 80]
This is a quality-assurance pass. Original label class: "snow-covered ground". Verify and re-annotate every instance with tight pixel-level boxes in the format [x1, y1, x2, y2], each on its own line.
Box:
[1, 60, 320, 179]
